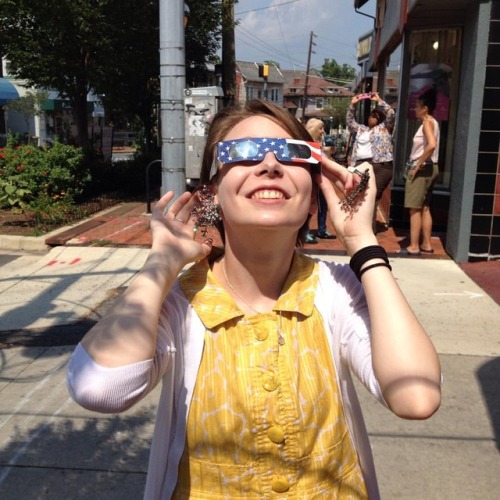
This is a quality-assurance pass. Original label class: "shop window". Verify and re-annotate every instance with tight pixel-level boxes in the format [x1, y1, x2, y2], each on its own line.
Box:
[399, 28, 462, 189]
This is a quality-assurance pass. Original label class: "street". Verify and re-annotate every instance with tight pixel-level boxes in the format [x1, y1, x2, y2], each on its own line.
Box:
[0, 248, 499, 499]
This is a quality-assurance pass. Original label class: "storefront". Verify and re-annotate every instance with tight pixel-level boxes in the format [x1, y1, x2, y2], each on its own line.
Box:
[357, 0, 499, 262]
[0, 77, 20, 145]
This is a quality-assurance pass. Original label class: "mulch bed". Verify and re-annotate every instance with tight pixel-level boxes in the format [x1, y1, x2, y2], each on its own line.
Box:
[0, 195, 125, 237]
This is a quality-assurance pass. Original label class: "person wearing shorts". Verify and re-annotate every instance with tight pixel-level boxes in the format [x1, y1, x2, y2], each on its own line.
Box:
[401, 88, 440, 256]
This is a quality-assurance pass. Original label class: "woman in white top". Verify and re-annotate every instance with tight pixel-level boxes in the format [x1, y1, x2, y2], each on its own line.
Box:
[400, 88, 440, 255]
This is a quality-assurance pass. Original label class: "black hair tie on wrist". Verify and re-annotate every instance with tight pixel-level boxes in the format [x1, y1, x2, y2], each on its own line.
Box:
[350, 245, 391, 281]
[357, 261, 392, 280]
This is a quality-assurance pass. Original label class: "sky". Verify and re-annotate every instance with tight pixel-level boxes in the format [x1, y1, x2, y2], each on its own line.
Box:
[233, 0, 395, 74]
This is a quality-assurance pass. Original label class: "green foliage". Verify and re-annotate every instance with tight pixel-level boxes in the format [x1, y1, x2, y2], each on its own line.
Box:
[324, 97, 351, 128]
[27, 194, 83, 229]
[0, 0, 225, 148]
[0, 140, 90, 209]
[321, 58, 356, 85]
[0, 177, 32, 209]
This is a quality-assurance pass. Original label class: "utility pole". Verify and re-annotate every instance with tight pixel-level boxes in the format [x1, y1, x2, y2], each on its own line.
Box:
[159, 0, 187, 199]
[302, 31, 316, 122]
[222, 0, 236, 107]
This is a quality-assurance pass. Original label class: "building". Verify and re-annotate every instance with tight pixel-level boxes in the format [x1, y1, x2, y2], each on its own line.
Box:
[235, 61, 285, 106]
[355, 0, 499, 262]
[282, 70, 353, 123]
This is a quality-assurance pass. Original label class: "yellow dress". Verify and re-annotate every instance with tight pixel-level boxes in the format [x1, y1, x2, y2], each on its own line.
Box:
[174, 253, 367, 498]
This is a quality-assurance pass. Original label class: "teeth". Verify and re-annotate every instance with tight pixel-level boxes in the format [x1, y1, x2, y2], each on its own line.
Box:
[252, 190, 285, 199]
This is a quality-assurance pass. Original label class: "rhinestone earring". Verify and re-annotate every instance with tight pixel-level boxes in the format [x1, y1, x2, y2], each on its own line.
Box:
[191, 185, 222, 236]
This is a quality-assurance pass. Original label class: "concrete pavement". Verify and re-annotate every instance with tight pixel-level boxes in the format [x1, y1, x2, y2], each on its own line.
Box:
[0, 247, 499, 498]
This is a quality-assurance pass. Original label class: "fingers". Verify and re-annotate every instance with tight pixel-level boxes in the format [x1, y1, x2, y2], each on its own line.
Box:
[320, 155, 354, 191]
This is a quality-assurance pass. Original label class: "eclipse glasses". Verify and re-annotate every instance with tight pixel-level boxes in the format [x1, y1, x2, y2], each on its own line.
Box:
[217, 138, 322, 165]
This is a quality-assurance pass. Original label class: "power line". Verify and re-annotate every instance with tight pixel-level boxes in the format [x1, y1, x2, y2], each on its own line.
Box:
[235, 0, 301, 16]
[236, 25, 306, 67]
[271, 0, 294, 68]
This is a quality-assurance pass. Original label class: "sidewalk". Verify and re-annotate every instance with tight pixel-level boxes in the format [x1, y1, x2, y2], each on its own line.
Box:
[26, 200, 499, 306]
[0, 246, 499, 499]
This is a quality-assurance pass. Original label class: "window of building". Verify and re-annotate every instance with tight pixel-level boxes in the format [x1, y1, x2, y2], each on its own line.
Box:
[270, 88, 280, 102]
[315, 98, 324, 109]
[397, 28, 462, 189]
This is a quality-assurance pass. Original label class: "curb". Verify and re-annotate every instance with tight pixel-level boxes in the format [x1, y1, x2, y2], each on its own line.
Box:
[0, 234, 49, 253]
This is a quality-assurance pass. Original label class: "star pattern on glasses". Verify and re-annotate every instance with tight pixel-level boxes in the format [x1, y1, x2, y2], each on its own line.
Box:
[216, 138, 322, 165]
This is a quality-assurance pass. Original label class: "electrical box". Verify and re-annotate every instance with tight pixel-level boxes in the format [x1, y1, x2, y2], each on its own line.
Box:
[184, 87, 224, 189]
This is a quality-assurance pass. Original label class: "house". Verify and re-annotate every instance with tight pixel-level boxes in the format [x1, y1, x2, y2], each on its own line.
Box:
[235, 61, 285, 106]
[282, 70, 353, 123]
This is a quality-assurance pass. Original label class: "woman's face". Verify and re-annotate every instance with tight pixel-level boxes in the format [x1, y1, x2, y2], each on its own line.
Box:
[367, 114, 379, 128]
[414, 100, 427, 120]
[214, 116, 315, 235]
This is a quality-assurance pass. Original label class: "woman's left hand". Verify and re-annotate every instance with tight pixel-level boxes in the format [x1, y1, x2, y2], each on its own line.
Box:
[315, 158, 377, 253]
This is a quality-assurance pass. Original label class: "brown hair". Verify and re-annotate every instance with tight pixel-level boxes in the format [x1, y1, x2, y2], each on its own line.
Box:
[370, 108, 386, 125]
[199, 99, 315, 246]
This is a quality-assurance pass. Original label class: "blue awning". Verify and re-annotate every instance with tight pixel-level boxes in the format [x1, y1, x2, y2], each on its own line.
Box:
[0, 78, 19, 105]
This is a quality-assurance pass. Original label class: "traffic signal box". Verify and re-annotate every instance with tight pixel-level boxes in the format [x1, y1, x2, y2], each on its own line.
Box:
[258, 64, 269, 78]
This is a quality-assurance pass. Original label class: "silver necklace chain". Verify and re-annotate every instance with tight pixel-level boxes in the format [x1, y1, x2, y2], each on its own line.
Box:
[222, 260, 261, 314]
[222, 259, 286, 345]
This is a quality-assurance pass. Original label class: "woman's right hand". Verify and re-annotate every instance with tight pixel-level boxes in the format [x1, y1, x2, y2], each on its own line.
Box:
[150, 190, 214, 266]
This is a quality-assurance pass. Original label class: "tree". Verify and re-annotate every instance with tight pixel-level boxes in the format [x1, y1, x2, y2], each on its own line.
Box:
[0, 0, 224, 149]
[324, 97, 350, 129]
[5, 91, 48, 144]
[321, 58, 356, 85]
[186, 0, 226, 87]
[0, 1, 114, 148]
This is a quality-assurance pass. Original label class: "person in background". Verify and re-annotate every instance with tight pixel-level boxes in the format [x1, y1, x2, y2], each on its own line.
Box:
[399, 87, 440, 255]
[305, 118, 336, 241]
[67, 99, 441, 499]
[347, 92, 395, 232]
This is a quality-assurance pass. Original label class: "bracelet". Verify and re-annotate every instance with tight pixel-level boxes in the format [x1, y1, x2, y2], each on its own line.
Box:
[358, 261, 392, 280]
[350, 245, 389, 281]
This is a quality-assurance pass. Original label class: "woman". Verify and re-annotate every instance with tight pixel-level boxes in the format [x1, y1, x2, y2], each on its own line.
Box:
[347, 92, 395, 231]
[400, 88, 440, 255]
[305, 117, 336, 241]
[67, 100, 441, 499]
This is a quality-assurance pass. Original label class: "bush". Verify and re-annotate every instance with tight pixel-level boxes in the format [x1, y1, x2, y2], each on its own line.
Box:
[0, 138, 90, 208]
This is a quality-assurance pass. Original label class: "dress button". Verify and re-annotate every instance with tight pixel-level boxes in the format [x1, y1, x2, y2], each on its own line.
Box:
[271, 476, 290, 493]
[254, 329, 269, 341]
[268, 425, 285, 444]
[263, 375, 279, 391]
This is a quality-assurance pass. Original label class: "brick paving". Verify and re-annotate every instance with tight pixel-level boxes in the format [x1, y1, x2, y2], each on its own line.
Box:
[45, 201, 448, 257]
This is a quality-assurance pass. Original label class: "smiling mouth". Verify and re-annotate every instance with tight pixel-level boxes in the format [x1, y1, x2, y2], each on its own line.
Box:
[251, 190, 286, 200]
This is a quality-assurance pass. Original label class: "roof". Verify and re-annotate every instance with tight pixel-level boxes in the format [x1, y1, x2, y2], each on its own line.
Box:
[283, 73, 353, 98]
[236, 61, 284, 84]
[0, 78, 19, 105]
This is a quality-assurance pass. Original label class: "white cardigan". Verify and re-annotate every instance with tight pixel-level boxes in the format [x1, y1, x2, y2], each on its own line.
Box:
[67, 259, 385, 499]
